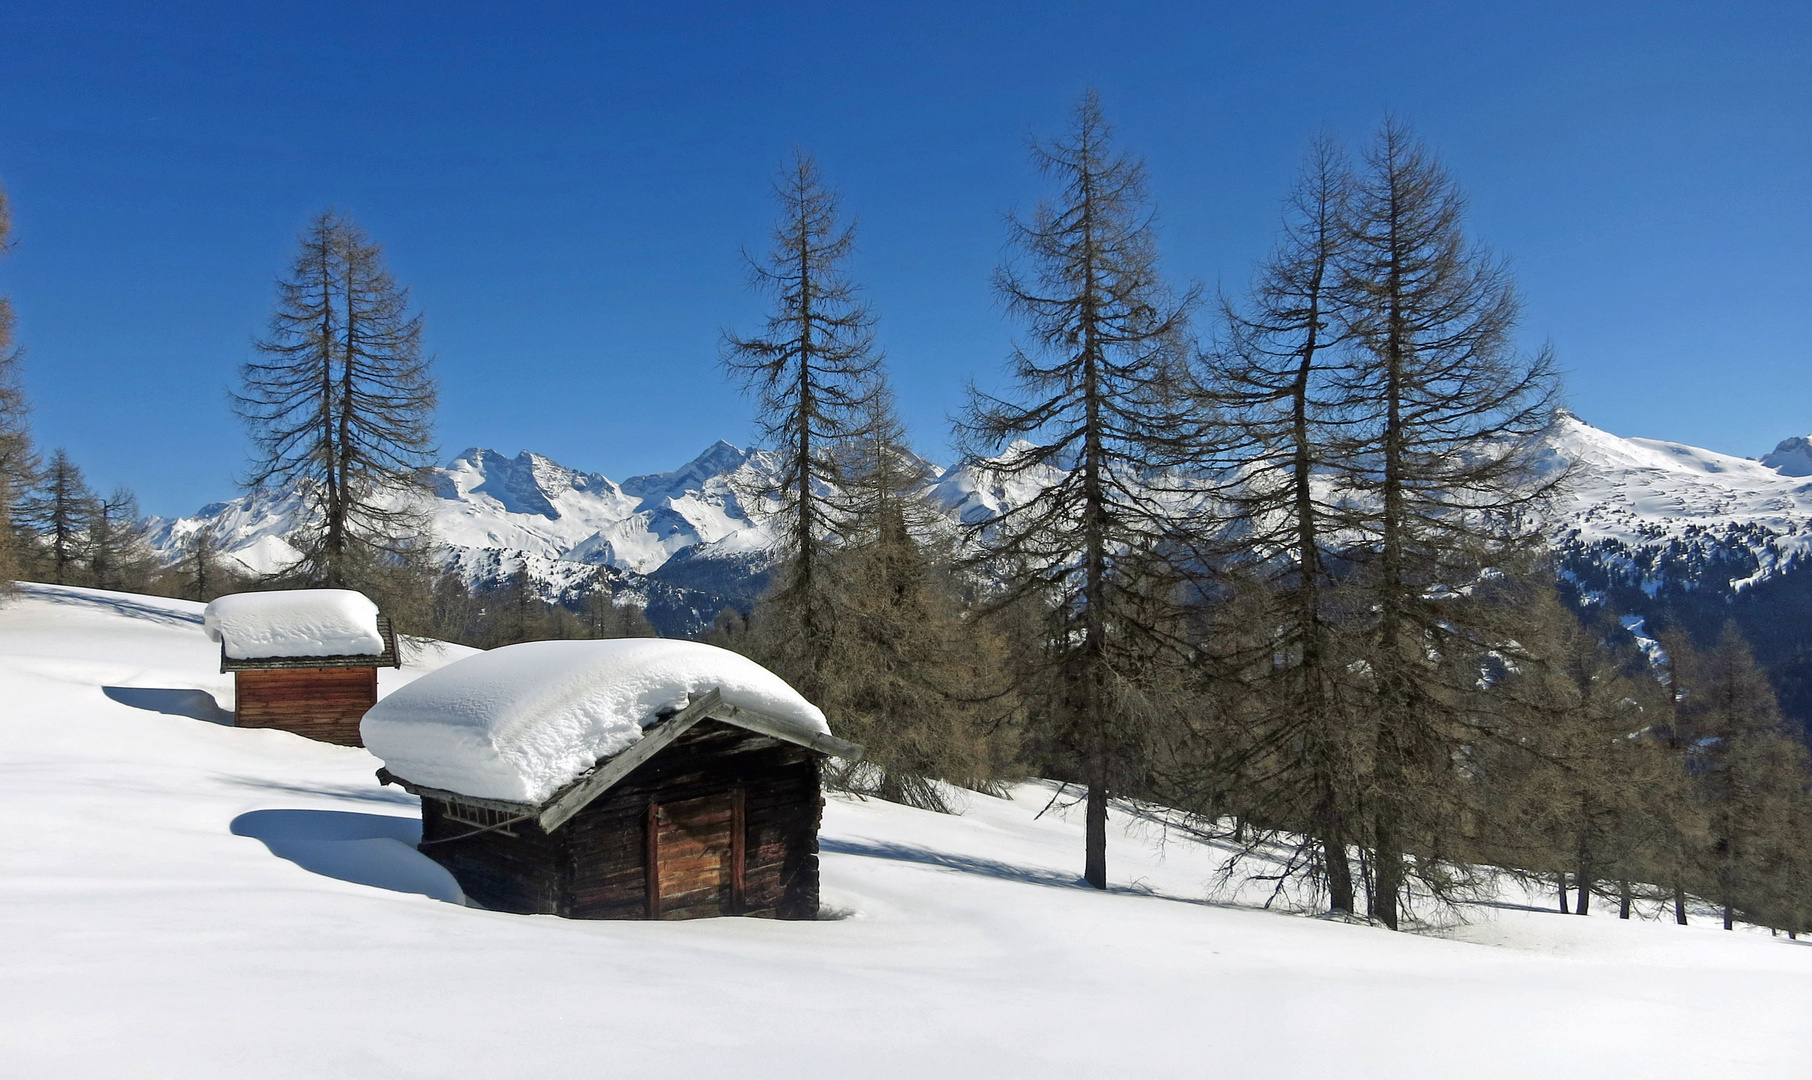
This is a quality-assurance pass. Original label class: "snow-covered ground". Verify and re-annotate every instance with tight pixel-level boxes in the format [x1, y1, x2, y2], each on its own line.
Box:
[1, 583, 1806, 1078]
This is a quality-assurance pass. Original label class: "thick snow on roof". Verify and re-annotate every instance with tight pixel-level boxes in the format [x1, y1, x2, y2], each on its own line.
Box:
[203, 589, 385, 660]
[361, 638, 828, 803]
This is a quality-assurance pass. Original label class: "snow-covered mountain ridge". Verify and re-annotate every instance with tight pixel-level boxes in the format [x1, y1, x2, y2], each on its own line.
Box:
[145, 435, 1073, 632]
[145, 442, 790, 631]
[1542, 413, 1812, 594]
[148, 413, 1812, 638]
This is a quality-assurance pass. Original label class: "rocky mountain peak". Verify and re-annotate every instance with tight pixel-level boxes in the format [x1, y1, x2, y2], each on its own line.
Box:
[1760, 436, 1812, 477]
[621, 440, 751, 504]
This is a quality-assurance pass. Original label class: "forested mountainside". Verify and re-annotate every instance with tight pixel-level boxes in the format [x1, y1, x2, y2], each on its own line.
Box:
[149, 412, 1812, 739]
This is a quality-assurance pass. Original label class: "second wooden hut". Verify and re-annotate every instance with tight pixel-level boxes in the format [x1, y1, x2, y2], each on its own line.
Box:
[204, 589, 398, 746]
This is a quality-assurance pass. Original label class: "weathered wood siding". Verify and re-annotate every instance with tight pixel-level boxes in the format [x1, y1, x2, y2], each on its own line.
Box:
[233, 667, 377, 746]
[417, 718, 823, 921]
[419, 801, 565, 915]
[652, 791, 736, 917]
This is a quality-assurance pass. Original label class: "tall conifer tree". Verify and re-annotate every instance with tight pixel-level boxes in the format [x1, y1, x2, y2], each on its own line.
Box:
[86, 486, 153, 592]
[1684, 624, 1801, 930]
[722, 153, 883, 702]
[22, 449, 95, 585]
[1209, 135, 1363, 912]
[235, 211, 437, 596]
[819, 389, 1012, 810]
[0, 181, 36, 592]
[1335, 119, 1561, 929]
[960, 92, 1201, 889]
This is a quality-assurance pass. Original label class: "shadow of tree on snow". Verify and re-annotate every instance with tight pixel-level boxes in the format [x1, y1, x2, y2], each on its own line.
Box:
[820, 836, 1203, 902]
[21, 582, 204, 628]
[226, 776, 421, 808]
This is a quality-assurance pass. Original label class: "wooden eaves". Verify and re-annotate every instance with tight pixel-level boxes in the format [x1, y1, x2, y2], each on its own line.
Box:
[220, 615, 402, 673]
[376, 686, 865, 834]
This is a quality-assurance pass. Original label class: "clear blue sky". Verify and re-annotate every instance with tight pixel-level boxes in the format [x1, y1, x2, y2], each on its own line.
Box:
[1, 1, 1807, 516]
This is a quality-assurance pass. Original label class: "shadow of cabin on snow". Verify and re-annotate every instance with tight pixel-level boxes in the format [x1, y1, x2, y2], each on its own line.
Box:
[203, 589, 399, 747]
[360, 639, 863, 921]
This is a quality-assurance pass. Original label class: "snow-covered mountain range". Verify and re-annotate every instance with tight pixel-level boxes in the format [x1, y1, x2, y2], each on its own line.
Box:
[147, 413, 1812, 728]
[150, 441, 763, 581]
[150, 414, 1812, 598]
[147, 434, 1066, 635]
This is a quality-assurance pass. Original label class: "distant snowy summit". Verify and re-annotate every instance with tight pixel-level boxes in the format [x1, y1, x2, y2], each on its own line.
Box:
[431, 442, 763, 576]
[1546, 413, 1812, 548]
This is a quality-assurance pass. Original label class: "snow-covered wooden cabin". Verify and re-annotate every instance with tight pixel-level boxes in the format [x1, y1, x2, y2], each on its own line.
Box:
[361, 639, 861, 920]
[203, 589, 399, 747]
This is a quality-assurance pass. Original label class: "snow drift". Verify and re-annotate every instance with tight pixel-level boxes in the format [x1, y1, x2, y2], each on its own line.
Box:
[360, 638, 828, 803]
[203, 589, 385, 660]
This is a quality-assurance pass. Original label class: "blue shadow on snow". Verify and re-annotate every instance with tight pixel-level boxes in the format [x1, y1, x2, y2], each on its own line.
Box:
[819, 837, 1088, 890]
[819, 837, 1218, 906]
[226, 777, 420, 807]
[103, 686, 235, 726]
[230, 808, 466, 905]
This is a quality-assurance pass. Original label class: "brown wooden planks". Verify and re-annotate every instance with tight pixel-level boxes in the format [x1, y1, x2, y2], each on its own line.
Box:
[417, 719, 826, 921]
[644, 801, 661, 920]
[650, 792, 736, 920]
[417, 797, 565, 914]
[233, 666, 377, 746]
[731, 787, 746, 912]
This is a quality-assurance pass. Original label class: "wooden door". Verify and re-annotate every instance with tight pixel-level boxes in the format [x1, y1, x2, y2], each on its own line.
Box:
[645, 789, 745, 920]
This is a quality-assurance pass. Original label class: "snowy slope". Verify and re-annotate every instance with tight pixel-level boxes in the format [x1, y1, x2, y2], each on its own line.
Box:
[1550, 414, 1812, 545]
[1, 584, 1808, 1078]
[1542, 413, 1812, 592]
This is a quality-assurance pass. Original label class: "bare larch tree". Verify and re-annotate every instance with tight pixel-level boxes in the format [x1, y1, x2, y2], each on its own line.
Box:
[1680, 624, 1805, 930]
[1334, 119, 1561, 929]
[722, 152, 883, 702]
[818, 387, 1013, 810]
[235, 211, 437, 592]
[0, 180, 37, 593]
[1207, 134, 1364, 913]
[22, 449, 95, 585]
[86, 486, 153, 592]
[960, 92, 1201, 889]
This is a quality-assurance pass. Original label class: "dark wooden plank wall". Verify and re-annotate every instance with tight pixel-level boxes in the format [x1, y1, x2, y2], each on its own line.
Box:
[419, 798, 566, 915]
[419, 719, 824, 920]
[233, 667, 377, 746]
[742, 752, 822, 921]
